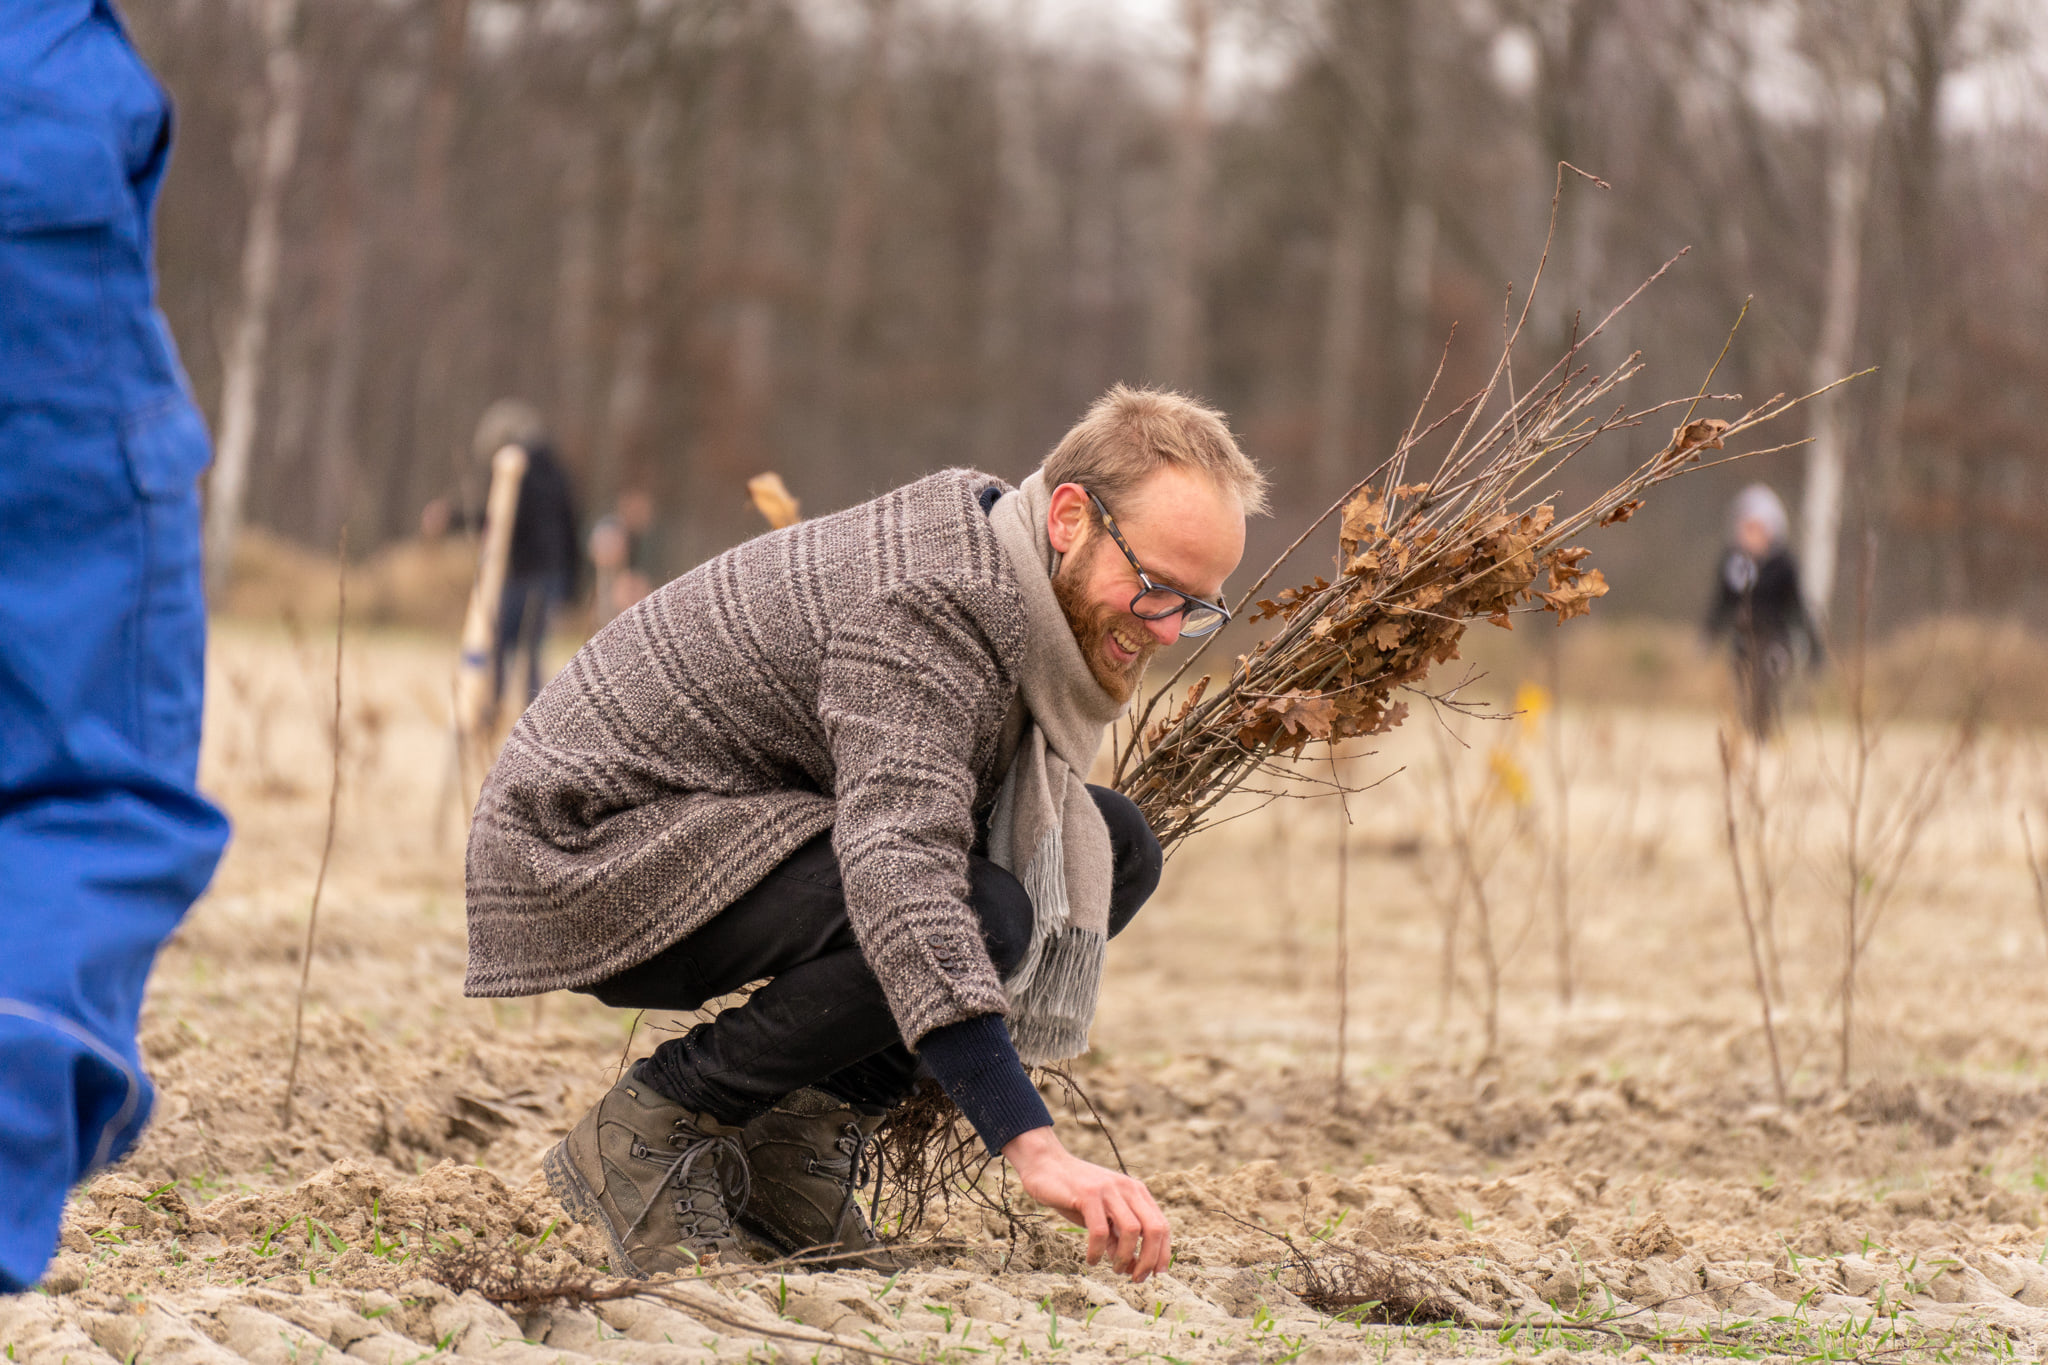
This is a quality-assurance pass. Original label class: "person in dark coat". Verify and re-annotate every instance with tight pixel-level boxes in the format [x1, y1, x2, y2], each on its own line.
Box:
[1705, 483, 1824, 739]
[0, 0, 231, 1291]
[423, 400, 582, 712]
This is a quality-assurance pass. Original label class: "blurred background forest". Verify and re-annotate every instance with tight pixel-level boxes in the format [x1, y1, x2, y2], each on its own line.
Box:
[130, 0, 2048, 628]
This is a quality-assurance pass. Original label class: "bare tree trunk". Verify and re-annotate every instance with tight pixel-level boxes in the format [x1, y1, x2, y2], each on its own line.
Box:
[1394, 199, 1436, 407]
[1065, 99, 1120, 406]
[596, 92, 673, 511]
[396, 0, 472, 525]
[1148, 0, 1210, 391]
[975, 0, 1054, 462]
[814, 0, 897, 450]
[552, 123, 602, 483]
[311, 79, 369, 548]
[310, 209, 366, 549]
[205, 0, 304, 591]
[1313, 142, 1370, 491]
[1363, 0, 1417, 448]
[1800, 120, 1874, 622]
[1873, 0, 1964, 585]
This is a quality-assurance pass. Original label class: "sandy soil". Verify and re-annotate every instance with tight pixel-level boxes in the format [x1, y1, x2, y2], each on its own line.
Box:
[14, 618, 2048, 1363]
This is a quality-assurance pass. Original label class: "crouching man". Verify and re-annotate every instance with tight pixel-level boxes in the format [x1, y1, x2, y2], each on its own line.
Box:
[464, 386, 1265, 1281]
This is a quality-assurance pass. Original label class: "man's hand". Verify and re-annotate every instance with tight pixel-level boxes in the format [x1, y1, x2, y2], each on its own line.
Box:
[1002, 1126, 1171, 1282]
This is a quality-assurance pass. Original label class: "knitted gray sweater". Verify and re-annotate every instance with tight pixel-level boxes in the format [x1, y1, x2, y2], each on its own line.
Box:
[464, 469, 1029, 1047]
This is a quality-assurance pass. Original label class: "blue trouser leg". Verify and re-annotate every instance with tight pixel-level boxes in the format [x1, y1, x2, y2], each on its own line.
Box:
[0, 405, 229, 1291]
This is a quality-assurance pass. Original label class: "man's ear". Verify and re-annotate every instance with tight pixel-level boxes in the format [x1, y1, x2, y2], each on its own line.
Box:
[1046, 482, 1092, 555]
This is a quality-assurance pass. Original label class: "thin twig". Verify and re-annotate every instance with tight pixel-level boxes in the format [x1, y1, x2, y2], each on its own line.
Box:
[282, 526, 347, 1124]
[1718, 729, 1788, 1107]
[2021, 811, 2048, 955]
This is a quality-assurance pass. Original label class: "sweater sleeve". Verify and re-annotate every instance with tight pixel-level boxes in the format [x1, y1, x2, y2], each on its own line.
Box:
[817, 577, 1022, 1047]
[919, 1014, 1055, 1154]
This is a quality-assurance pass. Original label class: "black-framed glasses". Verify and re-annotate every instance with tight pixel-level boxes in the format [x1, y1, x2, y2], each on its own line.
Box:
[1084, 489, 1232, 637]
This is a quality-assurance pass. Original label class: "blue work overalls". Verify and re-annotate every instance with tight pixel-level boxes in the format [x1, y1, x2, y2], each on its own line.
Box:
[1, 0, 230, 1290]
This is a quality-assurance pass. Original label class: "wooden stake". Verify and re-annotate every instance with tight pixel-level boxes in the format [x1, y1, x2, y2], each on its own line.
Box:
[453, 443, 528, 774]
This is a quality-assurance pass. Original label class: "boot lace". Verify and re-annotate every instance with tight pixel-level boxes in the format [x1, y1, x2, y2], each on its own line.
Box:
[807, 1120, 883, 1246]
[624, 1128, 750, 1244]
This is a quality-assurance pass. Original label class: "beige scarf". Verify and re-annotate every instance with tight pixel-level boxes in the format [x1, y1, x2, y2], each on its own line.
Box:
[986, 473, 1129, 1064]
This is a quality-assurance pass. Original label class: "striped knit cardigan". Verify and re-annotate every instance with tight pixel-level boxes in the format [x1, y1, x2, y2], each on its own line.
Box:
[464, 469, 1032, 1048]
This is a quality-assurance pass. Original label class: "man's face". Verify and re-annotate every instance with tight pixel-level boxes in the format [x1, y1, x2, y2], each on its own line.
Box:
[1047, 466, 1247, 702]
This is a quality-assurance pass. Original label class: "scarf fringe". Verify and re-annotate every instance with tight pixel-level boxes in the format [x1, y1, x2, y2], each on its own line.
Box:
[1005, 924, 1105, 1065]
[1001, 824, 1106, 1064]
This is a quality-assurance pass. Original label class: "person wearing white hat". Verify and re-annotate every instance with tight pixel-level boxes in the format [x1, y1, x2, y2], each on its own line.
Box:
[1705, 484, 1823, 738]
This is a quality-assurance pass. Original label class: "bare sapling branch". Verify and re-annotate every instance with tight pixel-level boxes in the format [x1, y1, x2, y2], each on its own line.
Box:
[1330, 749, 1351, 1112]
[1542, 643, 1574, 1008]
[2020, 811, 2048, 956]
[1428, 720, 1504, 1070]
[1718, 730, 1788, 1108]
[1825, 533, 1978, 1087]
[283, 527, 347, 1124]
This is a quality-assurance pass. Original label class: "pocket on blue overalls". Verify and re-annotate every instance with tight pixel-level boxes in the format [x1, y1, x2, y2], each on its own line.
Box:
[119, 394, 212, 500]
[121, 396, 213, 769]
[0, 103, 128, 397]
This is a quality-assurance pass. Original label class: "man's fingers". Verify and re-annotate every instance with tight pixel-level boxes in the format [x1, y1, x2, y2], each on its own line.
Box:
[1127, 1185, 1171, 1282]
[1106, 1190, 1143, 1272]
[1081, 1191, 1111, 1265]
[1139, 1206, 1172, 1280]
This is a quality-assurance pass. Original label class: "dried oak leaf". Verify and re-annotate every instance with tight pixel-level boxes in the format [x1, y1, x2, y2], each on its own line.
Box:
[1246, 689, 1339, 748]
[1394, 482, 1431, 499]
[1598, 500, 1644, 527]
[1538, 567, 1609, 623]
[1366, 619, 1407, 652]
[1340, 490, 1387, 547]
[1544, 545, 1594, 589]
[1488, 611, 1514, 630]
[1670, 418, 1729, 458]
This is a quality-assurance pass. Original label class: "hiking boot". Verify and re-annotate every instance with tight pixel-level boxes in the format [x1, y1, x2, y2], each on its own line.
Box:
[542, 1063, 749, 1278]
[737, 1087, 903, 1270]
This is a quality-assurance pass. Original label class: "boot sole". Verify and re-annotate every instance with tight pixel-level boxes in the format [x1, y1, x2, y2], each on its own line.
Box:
[542, 1138, 649, 1280]
[736, 1211, 909, 1273]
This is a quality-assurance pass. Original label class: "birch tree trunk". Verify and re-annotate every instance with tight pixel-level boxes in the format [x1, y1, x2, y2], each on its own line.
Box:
[1148, 0, 1210, 391]
[1800, 119, 1875, 621]
[205, 0, 304, 592]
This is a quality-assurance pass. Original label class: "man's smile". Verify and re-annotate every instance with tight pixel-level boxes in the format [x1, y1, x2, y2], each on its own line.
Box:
[1105, 623, 1146, 664]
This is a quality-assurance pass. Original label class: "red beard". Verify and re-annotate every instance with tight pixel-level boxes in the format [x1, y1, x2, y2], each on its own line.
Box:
[1051, 541, 1158, 702]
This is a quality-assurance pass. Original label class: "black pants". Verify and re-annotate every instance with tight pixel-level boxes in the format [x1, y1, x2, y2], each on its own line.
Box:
[583, 785, 1161, 1125]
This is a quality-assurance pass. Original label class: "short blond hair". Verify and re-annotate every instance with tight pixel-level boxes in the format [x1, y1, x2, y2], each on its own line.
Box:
[1039, 384, 1268, 517]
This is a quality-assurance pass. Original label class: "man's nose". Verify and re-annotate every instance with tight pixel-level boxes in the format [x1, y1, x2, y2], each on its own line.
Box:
[1142, 613, 1182, 647]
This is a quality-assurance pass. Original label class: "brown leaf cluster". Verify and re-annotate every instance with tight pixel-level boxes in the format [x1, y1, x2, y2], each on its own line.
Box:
[1195, 490, 1599, 757]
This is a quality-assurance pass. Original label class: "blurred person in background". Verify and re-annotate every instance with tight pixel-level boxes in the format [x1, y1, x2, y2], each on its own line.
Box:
[464, 386, 1263, 1282]
[1705, 483, 1824, 739]
[421, 399, 582, 714]
[586, 487, 657, 631]
[0, 0, 231, 1292]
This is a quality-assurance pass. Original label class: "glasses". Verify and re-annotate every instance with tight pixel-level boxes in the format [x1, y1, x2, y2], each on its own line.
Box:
[1084, 490, 1232, 637]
